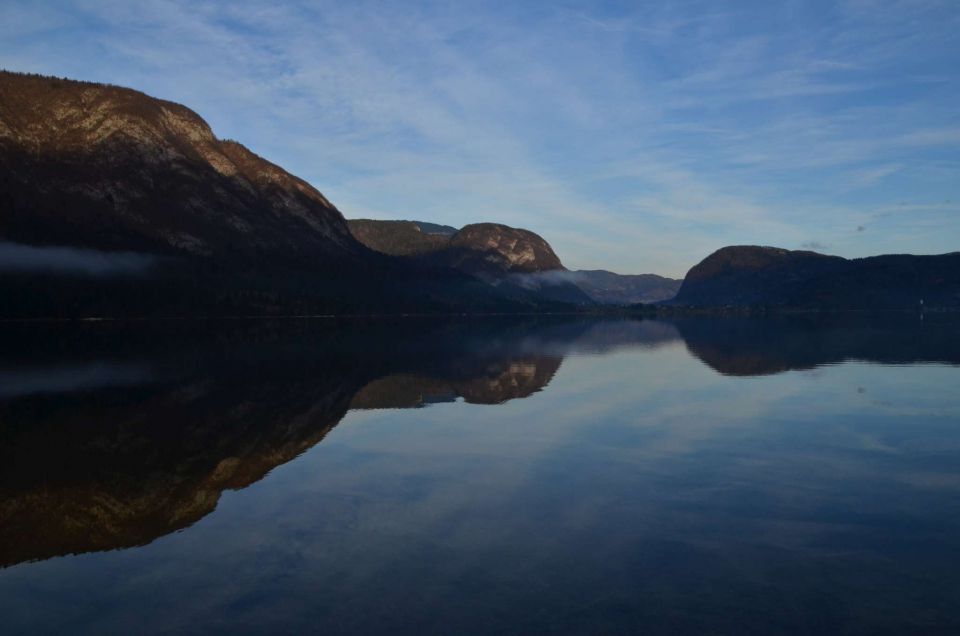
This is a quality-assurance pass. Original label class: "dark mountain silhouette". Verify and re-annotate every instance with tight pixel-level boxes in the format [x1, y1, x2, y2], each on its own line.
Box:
[0, 71, 576, 317]
[669, 245, 960, 309]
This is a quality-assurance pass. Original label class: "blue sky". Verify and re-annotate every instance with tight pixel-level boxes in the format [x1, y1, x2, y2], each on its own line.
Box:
[2, 0, 958, 277]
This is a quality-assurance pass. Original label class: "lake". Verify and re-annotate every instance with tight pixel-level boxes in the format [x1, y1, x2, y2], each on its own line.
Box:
[1, 315, 959, 635]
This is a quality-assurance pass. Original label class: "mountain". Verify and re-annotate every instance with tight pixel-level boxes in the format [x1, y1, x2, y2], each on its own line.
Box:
[669, 245, 960, 309]
[348, 219, 593, 304]
[347, 220, 680, 305]
[0, 71, 573, 317]
[0, 71, 360, 264]
[571, 270, 681, 304]
[348, 219, 564, 275]
[443, 222, 565, 275]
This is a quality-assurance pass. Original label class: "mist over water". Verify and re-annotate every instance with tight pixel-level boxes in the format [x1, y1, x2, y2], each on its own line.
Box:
[1, 316, 959, 635]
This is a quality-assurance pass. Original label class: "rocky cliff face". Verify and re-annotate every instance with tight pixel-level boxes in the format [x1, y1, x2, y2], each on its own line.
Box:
[671, 245, 960, 309]
[0, 71, 361, 263]
[446, 223, 564, 274]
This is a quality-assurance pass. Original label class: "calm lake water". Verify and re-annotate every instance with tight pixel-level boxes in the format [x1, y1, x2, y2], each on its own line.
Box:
[1, 315, 959, 635]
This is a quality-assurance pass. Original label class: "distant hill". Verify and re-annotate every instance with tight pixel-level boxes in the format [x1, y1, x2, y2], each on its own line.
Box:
[669, 245, 960, 309]
[348, 219, 680, 305]
[348, 219, 565, 275]
[572, 270, 681, 304]
[444, 222, 565, 275]
[347, 220, 454, 257]
[348, 219, 593, 305]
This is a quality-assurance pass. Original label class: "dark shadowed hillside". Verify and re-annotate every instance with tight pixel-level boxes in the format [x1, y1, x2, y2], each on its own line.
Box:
[670, 245, 960, 309]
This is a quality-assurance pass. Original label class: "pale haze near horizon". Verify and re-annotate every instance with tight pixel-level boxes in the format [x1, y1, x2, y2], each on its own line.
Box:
[2, 0, 958, 278]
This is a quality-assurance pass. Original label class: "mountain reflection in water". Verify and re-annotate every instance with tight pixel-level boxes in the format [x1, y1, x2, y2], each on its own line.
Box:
[0, 318, 674, 568]
[1, 315, 959, 635]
